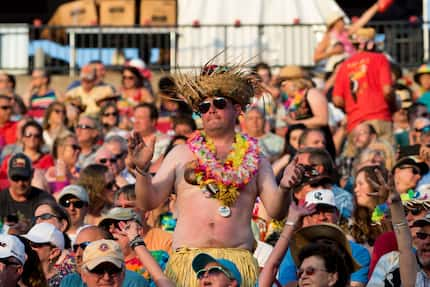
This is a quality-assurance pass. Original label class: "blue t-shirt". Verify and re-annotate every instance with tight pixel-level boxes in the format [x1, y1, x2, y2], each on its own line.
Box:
[278, 240, 370, 285]
[60, 270, 149, 287]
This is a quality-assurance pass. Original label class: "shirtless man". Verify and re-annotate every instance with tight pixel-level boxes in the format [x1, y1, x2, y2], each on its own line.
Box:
[129, 65, 298, 287]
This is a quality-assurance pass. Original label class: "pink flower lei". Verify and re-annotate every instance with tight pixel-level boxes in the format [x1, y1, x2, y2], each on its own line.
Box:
[187, 131, 260, 207]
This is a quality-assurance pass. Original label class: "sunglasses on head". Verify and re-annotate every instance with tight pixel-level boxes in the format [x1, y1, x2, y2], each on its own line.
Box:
[76, 124, 94, 130]
[99, 158, 117, 164]
[196, 266, 231, 280]
[89, 264, 123, 277]
[33, 213, 58, 223]
[11, 175, 30, 182]
[198, 97, 228, 114]
[297, 266, 327, 278]
[60, 199, 85, 209]
[416, 232, 430, 240]
[72, 241, 92, 253]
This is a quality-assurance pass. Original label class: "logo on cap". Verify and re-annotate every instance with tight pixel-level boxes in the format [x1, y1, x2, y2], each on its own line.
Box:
[12, 158, 26, 168]
[99, 243, 109, 252]
[0, 241, 7, 248]
[314, 192, 323, 201]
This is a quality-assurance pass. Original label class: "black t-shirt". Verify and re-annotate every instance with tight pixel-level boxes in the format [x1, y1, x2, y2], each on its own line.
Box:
[0, 186, 55, 221]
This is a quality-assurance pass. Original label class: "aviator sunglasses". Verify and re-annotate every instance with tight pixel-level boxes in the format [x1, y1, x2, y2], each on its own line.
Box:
[198, 97, 228, 114]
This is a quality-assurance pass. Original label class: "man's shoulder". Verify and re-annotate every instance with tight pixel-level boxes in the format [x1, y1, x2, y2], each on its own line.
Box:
[124, 269, 150, 286]
[349, 240, 370, 258]
[59, 272, 84, 287]
[29, 186, 54, 201]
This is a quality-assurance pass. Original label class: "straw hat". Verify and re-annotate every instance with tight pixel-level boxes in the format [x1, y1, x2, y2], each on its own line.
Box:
[351, 28, 376, 43]
[290, 223, 361, 272]
[278, 65, 306, 81]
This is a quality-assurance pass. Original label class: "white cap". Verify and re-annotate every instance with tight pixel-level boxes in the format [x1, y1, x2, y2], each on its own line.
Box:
[58, 184, 89, 203]
[23, 222, 64, 250]
[305, 189, 337, 208]
[0, 234, 26, 265]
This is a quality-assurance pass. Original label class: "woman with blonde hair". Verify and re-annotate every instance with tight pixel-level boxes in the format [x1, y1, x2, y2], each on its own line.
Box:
[42, 101, 70, 150]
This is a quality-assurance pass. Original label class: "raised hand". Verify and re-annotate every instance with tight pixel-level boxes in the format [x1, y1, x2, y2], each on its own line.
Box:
[127, 131, 156, 171]
[367, 167, 400, 204]
[118, 221, 141, 241]
[280, 157, 305, 190]
[286, 201, 316, 226]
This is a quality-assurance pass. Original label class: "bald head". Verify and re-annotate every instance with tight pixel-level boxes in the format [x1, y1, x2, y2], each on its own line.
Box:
[75, 226, 112, 268]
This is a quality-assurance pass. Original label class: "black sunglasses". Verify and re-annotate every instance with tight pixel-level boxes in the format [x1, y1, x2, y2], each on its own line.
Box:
[68, 144, 82, 151]
[99, 158, 117, 164]
[404, 205, 426, 216]
[415, 125, 430, 133]
[29, 241, 53, 249]
[72, 241, 92, 253]
[416, 232, 430, 240]
[89, 264, 123, 276]
[0, 105, 12, 110]
[103, 112, 118, 117]
[114, 152, 126, 160]
[198, 97, 228, 114]
[297, 266, 327, 278]
[33, 213, 58, 223]
[11, 175, 30, 182]
[60, 199, 85, 209]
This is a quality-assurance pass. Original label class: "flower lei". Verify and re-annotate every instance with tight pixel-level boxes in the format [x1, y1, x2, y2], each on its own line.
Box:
[188, 131, 260, 207]
[371, 203, 389, 224]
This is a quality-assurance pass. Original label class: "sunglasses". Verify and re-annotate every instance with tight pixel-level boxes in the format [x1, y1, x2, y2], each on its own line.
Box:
[103, 112, 118, 117]
[30, 241, 53, 249]
[76, 124, 94, 130]
[196, 266, 231, 280]
[23, 133, 41, 138]
[68, 144, 81, 151]
[11, 175, 30, 182]
[404, 205, 426, 216]
[198, 97, 228, 114]
[99, 158, 117, 164]
[0, 105, 11, 110]
[33, 213, 58, 222]
[398, 165, 421, 175]
[297, 266, 327, 278]
[72, 241, 92, 253]
[89, 265, 123, 277]
[61, 199, 86, 209]
[114, 152, 126, 160]
[416, 232, 430, 240]
[415, 125, 430, 133]
[122, 75, 135, 80]
[105, 181, 119, 190]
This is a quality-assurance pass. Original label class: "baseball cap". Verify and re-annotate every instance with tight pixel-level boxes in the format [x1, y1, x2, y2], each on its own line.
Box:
[392, 156, 429, 176]
[23, 222, 64, 249]
[305, 189, 337, 208]
[98, 207, 142, 227]
[192, 253, 242, 286]
[82, 239, 124, 270]
[0, 234, 26, 265]
[58, 185, 89, 203]
[290, 223, 361, 273]
[412, 212, 430, 228]
[8, 153, 32, 179]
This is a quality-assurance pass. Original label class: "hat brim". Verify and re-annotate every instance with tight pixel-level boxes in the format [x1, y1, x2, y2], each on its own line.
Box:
[414, 72, 430, 84]
[84, 257, 123, 270]
[22, 234, 50, 245]
[393, 160, 429, 176]
[192, 253, 217, 273]
[290, 223, 361, 272]
[412, 218, 430, 228]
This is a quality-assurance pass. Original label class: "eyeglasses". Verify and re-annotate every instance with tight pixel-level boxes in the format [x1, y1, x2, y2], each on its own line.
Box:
[88, 265, 123, 277]
[196, 266, 232, 280]
[23, 133, 41, 138]
[105, 181, 119, 190]
[10, 175, 30, 182]
[103, 112, 118, 117]
[33, 213, 58, 222]
[53, 109, 65, 114]
[76, 124, 94, 130]
[398, 165, 421, 175]
[198, 97, 228, 114]
[99, 158, 117, 164]
[72, 241, 92, 253]
[297, 266, 327, 278]
[114, 152, 126, 160]
[29, 241, 53, 249]
[60, 199, 86, 209]
[416, 232, 430, 240]
[0, 105, 11, 110]
[122, 75, 135, 80]
[404, 205, 426, 216]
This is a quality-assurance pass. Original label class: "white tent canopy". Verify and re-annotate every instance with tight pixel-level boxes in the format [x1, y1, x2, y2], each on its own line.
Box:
[175, 0, 346, 68]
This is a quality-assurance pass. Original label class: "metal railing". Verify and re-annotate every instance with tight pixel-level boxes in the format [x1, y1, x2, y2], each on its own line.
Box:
[0, 21, 426, 74]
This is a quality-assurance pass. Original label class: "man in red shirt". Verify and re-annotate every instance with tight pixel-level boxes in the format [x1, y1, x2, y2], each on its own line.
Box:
[0, 95, 18, 150]
[333, 28, 394, 145]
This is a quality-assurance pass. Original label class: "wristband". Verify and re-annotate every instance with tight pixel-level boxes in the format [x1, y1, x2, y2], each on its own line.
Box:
[129, 235, 146, 250]
[393, 221, 408, 232]
[135, 166, 150, 177]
